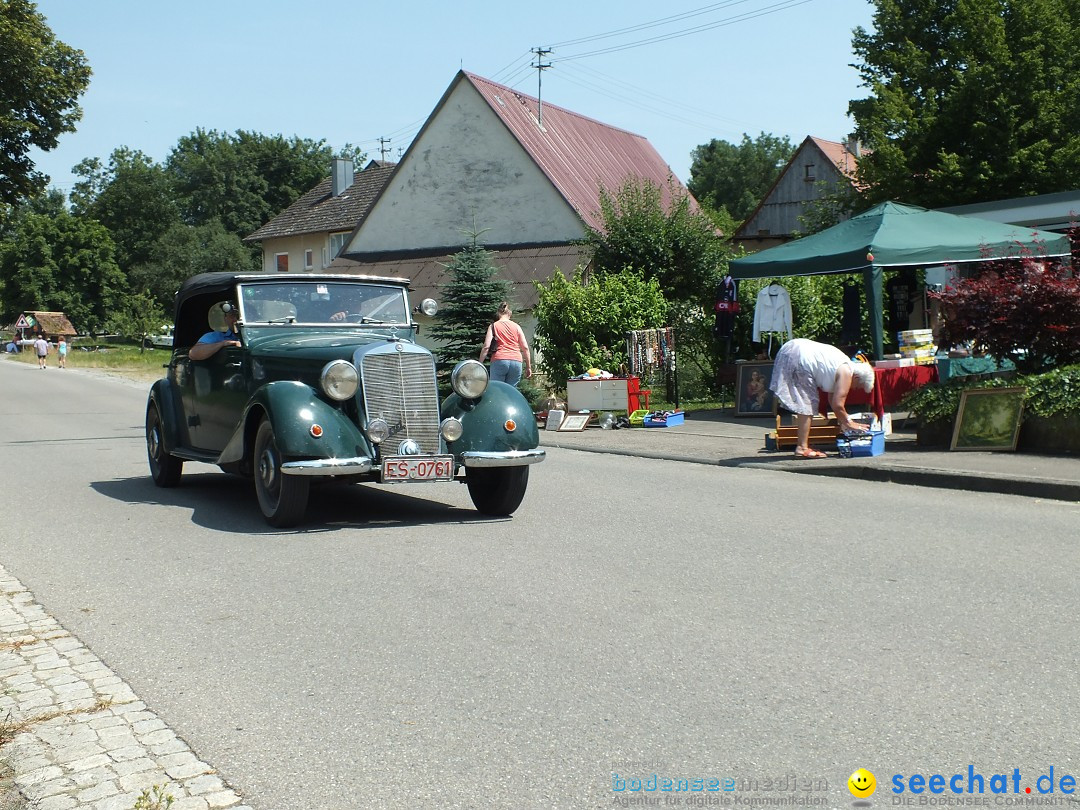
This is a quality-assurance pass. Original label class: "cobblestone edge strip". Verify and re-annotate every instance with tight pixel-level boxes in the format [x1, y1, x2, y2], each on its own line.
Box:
[0, 565, 253, 810]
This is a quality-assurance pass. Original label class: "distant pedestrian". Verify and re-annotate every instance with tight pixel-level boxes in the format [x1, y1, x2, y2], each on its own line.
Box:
[34, 335, 49, 369]
[57, 337, 68, 368]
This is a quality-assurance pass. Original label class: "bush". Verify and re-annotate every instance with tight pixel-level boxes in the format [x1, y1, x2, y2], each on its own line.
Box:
[934, 257, 1080, 373]
[899, 364, 1080, 423]
[533, 267, 667, 388]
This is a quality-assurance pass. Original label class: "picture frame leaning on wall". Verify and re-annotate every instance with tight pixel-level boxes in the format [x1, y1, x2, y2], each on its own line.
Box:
[734, 362, 776, 417]
[950, 387, 1026, 451]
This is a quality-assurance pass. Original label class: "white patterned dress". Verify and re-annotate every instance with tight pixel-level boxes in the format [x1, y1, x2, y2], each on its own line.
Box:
[769, 338, 854, 416]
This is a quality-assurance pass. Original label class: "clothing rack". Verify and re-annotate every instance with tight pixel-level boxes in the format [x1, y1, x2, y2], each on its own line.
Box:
[626, 327, 678, 408]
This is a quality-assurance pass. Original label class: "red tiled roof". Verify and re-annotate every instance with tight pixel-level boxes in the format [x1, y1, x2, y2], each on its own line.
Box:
[462, 72, 688, 231]
[810, 136, 860, 179]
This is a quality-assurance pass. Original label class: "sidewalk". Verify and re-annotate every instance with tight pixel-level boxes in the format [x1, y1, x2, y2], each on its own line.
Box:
[538, 409, 1080, 502]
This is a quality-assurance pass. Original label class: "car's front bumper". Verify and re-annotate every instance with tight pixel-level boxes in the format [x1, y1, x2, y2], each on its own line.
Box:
[461, 449, 546, 467]
[281, 457, 373, 476]
[280, 447, 546, 476]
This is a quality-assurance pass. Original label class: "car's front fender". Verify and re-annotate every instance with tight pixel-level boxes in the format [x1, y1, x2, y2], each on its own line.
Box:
[218, 380, 371, 465]
[147, 378, 183, 453]
[442, 381, 541, 458]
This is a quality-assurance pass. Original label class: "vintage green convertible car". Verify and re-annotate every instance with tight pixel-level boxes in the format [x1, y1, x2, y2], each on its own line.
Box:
[145, 272, 544, 526]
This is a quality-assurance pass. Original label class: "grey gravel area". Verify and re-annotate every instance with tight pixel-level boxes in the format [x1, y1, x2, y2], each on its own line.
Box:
[0, 565, 252, 810]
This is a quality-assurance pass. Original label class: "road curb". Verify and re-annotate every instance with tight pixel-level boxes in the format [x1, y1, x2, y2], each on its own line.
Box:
[545, 442, 1080, 502]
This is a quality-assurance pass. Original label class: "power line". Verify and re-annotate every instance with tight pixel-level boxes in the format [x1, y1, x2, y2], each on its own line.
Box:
[550, 0, 759, 49]
[553, 0, 816, 63]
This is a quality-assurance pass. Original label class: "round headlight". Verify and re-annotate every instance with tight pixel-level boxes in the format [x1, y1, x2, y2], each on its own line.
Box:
[320, 360, 358, 401]
[440, 417, 464, 442]
[451, 359, 489, 399]
[367, 418, 390, 444]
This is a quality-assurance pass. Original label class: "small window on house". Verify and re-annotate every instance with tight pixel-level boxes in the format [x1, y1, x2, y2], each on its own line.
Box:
[329, 232, 350, 260]
[804, 164, 816, 182]
[275, 253, 289, 273]
[304, 249, 313, 270]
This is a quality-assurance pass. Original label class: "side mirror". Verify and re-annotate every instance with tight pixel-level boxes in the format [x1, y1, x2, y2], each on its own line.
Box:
[419, 298, 438, 317]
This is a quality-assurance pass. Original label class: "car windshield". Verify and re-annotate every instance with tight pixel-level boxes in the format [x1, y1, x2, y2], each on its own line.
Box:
[238, 281, 409, 326]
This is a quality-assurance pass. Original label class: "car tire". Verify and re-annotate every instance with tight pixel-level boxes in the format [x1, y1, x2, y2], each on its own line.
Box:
[254, 418, 310, 527]
[465, 466, 529, 516]
[146, 403, 183, 487]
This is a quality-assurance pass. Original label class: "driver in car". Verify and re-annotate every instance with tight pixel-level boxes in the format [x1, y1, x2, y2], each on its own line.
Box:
[189, 302, 240, 360]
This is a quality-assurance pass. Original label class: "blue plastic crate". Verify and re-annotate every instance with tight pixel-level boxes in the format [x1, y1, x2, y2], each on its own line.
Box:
[836, 430, 885, 457]
[643, 411, 684, 428]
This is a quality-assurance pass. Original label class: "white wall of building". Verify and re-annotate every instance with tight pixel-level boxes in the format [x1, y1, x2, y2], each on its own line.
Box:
[346, 80, 584, 254]
[258, 234, 338, 273]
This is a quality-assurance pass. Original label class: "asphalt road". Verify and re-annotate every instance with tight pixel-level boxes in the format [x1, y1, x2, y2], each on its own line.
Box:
[2, 358, 1079, 809]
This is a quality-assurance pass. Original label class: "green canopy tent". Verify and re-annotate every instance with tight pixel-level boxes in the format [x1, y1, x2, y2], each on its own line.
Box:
[728, 201, 1072, 358]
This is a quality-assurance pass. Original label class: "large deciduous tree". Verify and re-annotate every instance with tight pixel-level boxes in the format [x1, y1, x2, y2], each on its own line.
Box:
[70, 149, 181, 270]
[0, 208, 123, 333]
[0, 0, 91, 206]
[687, 133, 794, 223]
[586, 178, 727, 303]
[166, 129, 364, 236]
[850, 0, 1080, 207]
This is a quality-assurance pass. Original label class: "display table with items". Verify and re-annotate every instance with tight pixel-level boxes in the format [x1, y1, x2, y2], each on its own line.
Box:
[566, 376, 650, 415]
[818, 364, 938, 418]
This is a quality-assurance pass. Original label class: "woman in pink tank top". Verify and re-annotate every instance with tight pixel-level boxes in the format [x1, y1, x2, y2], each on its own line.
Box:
[479, 302, 533, 386]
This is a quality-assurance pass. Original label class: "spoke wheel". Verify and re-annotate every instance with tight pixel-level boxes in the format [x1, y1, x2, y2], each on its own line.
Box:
[465, 466, 529, 516]
[146, 403, 183, 487]
[254, 419, 310, 527]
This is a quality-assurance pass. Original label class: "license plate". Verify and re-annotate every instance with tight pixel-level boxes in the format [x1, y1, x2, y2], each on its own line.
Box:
[381, 455, 456, 482]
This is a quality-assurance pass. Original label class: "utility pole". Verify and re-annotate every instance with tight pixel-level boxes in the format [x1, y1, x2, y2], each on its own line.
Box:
[378, 136, 391, 162]
[531, 46, 553, 126]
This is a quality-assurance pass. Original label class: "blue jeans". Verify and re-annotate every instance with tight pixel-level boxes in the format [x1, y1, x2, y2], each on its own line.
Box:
[490, 359, 523, 386]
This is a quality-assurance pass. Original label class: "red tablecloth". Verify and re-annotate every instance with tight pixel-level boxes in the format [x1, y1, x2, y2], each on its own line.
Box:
[819, 365, 938, 419]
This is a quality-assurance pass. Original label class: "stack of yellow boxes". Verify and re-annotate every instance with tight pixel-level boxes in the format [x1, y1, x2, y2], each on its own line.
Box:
[898, 329, 936, 365]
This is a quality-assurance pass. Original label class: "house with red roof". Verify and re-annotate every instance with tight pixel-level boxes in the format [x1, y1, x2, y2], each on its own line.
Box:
[244, 70, 693, 350]
[243, 159, 396, 273]
[734, 136, 862, 251]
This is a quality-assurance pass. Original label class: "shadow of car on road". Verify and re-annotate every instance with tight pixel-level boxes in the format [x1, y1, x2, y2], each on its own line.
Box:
[91, 472, 507, 534]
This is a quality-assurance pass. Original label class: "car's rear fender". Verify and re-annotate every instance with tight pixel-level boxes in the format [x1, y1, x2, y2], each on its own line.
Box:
[442, 381, 540, 456]
[147, 379, 183, 452]
[218, 380, 371, 465]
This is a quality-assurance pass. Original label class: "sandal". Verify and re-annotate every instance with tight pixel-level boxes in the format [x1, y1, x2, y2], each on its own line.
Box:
[794, 448, 827, 459]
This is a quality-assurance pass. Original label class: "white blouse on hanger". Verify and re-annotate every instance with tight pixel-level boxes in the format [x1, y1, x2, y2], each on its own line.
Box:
[752, 283, 793, 342]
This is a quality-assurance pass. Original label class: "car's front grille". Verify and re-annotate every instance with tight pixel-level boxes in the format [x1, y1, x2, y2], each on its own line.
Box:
[361, 348, 441, 454]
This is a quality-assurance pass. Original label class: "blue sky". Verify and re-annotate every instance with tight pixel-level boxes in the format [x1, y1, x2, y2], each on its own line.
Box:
[30, 0, 874, 195]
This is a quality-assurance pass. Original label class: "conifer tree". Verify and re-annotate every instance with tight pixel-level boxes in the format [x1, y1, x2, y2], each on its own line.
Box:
[429, 232, 511, 380]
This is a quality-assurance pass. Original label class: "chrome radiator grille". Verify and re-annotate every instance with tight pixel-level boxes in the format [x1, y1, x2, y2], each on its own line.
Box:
[360, 349, 441, 454]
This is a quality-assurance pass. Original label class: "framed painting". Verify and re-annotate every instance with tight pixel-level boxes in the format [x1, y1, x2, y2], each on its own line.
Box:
[734, 362, 776, 417]
[557, 413, 592, 432]
[950, 387, 1026, 451]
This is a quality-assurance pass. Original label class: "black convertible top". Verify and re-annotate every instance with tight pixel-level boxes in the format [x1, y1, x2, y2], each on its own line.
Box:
[172, 272, 413, 344]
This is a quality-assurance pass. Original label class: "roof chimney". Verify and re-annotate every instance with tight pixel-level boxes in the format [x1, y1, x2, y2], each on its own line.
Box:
[845, 136, 862, 158]
[331, 158, 354, 197]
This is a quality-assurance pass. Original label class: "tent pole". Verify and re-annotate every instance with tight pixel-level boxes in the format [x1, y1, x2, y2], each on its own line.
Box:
[864, 266, 884, 360]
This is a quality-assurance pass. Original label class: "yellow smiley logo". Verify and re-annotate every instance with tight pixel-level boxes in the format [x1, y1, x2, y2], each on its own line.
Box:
[848, 768, 876, 798]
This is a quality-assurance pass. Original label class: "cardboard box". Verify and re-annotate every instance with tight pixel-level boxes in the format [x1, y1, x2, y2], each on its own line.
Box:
[836, 430, 885, 457]
[874, 358, 915, 368]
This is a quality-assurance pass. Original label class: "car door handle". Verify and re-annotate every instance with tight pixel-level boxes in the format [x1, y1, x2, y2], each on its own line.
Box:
[225, 362, 242, 368]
